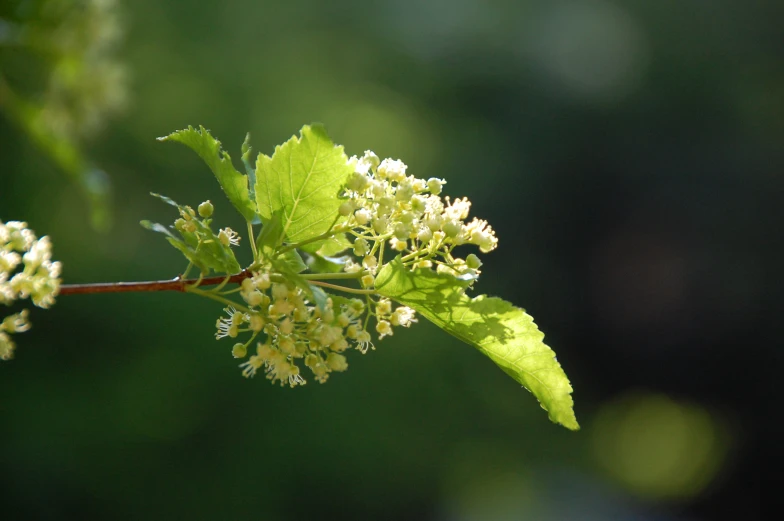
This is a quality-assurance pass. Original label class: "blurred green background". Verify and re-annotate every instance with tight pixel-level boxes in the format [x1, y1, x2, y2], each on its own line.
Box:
[1, 0, 773, 519]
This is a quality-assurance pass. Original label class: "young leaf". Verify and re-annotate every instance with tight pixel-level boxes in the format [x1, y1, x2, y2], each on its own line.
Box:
[255, 210, 285, 258]
[300, 232, 352, 257]
[375, 258, 579, 430]
[280, 250, 308, 274]
[158, 126, 257, 222]
[255, 124, 353, 244]
[305, 253, 349, 274]
[240, 133, 257, 204]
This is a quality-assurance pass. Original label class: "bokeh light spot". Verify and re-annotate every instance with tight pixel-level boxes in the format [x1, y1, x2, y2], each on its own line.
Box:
[591, 392, 730, 500]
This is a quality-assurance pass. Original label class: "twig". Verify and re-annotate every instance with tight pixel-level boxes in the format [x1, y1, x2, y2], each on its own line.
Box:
[58, 270, 251, 296]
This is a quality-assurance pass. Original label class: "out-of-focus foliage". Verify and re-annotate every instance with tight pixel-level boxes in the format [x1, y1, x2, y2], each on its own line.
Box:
[0, 0, 127, 229]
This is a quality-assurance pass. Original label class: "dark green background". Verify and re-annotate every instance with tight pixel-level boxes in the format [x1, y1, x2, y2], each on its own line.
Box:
[1, 0, 774, 519]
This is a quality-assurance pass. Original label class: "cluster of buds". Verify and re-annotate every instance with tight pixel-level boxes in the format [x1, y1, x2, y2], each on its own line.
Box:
[1, 221, 61, 360]
[173, 199, 240, 248]
[214, 266, 416, 386]
[342, 151, 498, 284]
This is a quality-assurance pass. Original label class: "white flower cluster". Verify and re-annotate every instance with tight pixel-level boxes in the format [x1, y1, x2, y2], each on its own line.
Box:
[342, 151, 498, 283]
[1, 221, 61, 360]
[216, 267, 416, 387]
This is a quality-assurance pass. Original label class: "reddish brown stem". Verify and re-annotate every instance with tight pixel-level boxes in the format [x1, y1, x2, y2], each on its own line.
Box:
[58, 271, 251, 296]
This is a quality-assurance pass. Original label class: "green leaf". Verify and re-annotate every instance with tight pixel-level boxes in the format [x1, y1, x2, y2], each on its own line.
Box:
[309, 284, 329, 312]
[300, 232, 352, 257]
[158, 126, 257, 222]
[241, 133, 258, 206]
[375, 258, 578, 430]
[280, 250, 308, 274]
[255, 124, 353, 244]
[256, 210, 285, 258]
[305, 253, 349, 274]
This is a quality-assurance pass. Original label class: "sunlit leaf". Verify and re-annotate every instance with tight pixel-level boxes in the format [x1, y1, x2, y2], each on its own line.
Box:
[254, 124, 352, 244]
[158, 126, 257, 222]
[375, 258, 578, 430]
[255, 210, 284, 258]
[300, 232, 352, 257]
[305, 253, 349, 274]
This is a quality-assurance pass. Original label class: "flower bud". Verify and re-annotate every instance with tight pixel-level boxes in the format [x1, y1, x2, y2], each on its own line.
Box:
[272, 283, 289, 300]
[371, 181, 386, 198]
[395, 184, 414, 202]
[346, 324, 359, 339]
[466, 254, 483, 269]
[443, 220, 462, 238]
[339, 201, 354, 216]
[279, 318, 294, 335]
[347, 172, 369, 191]
[425, 215, 442, 232]
[249, 313, 265, 332]
[257, 343, 275, 360]
[417, 228, 433, 243]
[198, 200, 214, 218]
[372, 217, 389, 234]
[410, 195, 427, 213]
[331, 338, 349, 353]
[327, 353, 348, 372]
[394, 223, 410, 240]
[378, 196, 395, 210]
[354, 209, 371, 226]
[253, 272, 271, 290]
[353, 238, 369, 256]
[427, 178, 444, 195]
[279, 336, 296, 355]
[232, 343, 247, 358]
[362, 150, 381, 171]
[243, 290, 264, 307]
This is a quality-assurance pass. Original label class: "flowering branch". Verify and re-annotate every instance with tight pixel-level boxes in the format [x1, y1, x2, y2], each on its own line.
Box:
[2, 123, 579, 430]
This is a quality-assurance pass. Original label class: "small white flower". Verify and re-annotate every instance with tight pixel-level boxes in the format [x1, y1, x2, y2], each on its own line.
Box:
[355, 330, 375, 353]
[390, 306, 417, 328]
[377, 158, 407, 181]
[375, 320, 393, 339]
[444, 197, 471, 221]
[218, 227, 240, 247]
[0, 332, 15, 361]
[1, 310, 31, 334]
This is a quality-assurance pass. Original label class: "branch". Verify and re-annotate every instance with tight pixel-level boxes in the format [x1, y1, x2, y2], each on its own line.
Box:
[58, 271, 251, 296]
